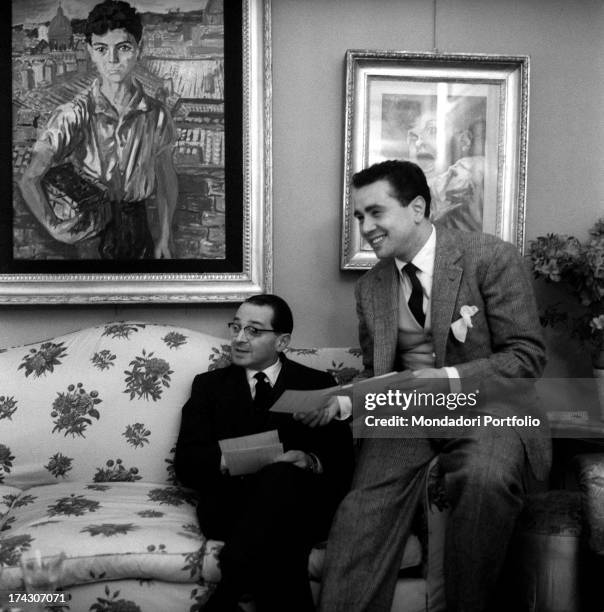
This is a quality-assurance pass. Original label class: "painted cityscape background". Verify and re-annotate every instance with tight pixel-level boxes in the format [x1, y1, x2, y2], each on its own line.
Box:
[12, 0, 226, 261]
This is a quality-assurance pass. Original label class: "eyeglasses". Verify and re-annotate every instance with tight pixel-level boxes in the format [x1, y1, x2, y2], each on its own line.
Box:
[227, 322, 279, 339]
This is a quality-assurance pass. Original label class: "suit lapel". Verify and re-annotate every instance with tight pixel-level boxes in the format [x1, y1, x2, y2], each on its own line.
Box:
[373, 260, 399, 375]
[271, 357, 288, 401]
[225, 365, 253, 410]
[431, 229, 463, 366]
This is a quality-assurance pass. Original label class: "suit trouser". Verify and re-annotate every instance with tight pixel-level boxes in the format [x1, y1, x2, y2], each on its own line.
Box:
[318, 426, 528, 612]
[199, 462, 330, 612]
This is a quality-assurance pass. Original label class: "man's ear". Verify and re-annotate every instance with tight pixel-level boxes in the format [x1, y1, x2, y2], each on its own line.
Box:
[410, 196, 426, 220]
[276, 333, 291, 352]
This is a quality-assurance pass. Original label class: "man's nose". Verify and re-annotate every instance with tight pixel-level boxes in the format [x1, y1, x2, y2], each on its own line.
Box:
[108, 47, 119, 63]
[361, 217, 376, 235]
[234, 328, 248, 342]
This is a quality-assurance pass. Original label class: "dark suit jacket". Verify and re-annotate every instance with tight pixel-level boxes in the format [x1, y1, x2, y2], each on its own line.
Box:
[175, 355, 354, 512]
[355, 227, 551, 479]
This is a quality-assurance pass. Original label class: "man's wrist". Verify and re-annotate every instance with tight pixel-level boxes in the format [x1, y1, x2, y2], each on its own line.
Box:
[444, 366, 462, 392]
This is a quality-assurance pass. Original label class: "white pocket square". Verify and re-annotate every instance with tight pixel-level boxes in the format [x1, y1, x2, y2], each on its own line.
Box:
[450, 305, 479, 342]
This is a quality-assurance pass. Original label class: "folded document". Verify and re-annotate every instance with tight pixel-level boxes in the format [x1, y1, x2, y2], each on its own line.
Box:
[219, 430, 284, 476]
[269, 371, 415, 415]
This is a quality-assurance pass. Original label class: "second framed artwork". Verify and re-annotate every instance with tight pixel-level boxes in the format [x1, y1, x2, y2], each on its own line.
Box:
[341, 50, 530, 269]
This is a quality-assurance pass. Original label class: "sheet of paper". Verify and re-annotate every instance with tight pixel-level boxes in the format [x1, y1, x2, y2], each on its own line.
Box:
[219, 430, 280, 452]
[269, 372, 416, 415]
[268, 386, 338, 414]
[222, 443, 284, 476]
[338, 371, 414, 393]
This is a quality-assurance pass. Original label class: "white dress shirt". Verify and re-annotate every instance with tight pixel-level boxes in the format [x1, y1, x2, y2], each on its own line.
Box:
[246, 358, 282, 397]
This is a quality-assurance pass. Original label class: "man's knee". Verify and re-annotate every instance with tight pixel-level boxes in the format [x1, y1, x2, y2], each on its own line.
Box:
[443, 430, 527, 498]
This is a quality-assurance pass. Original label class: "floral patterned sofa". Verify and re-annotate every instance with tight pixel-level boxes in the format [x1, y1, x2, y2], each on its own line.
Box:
[0, 321, 449, 612]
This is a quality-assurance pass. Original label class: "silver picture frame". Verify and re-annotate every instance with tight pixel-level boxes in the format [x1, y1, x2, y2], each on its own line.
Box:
[2, 0, 272, 303]
[341, 50, 529, 270]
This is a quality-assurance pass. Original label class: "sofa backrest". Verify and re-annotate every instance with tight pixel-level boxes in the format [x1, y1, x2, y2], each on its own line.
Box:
[0, 322, 362, 488]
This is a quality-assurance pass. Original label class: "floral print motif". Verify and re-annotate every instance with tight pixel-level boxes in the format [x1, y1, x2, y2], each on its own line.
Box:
[136, 510, 164, 518]
[178, 523, 201, 540]
[147, 486, 197, 507]
[92, 350, 117, 371]
[81, 523, 139, 537]
[51, 383, 102, 437]
[122, 423, 151, 449]
[18, 342, 68, 378]
[90, 586, 142, 612]
[165, 445, 177, 485]
[286, 348, 318, 357]
[93, 459, 141, 483]
[45, 452, 73, 478]
[208, 344, 231, 371]
[2, 494, 36, 510]
[0, 395, 18, 420]
[189, 582, 213, 612]
[86, 484, 111, 492]
[1, 515, 15, 532]
[102, 323, 146, 340]
[47, 494, 100, 517]
[0, 444, 15, 484]
[0, 533, 34, 566]
[29, 519, 61, 528]
[327, 362, 361, 385]
[124, 350, 172, 401]
[181, 545, 204, 580]
[162, 331, 187, 349]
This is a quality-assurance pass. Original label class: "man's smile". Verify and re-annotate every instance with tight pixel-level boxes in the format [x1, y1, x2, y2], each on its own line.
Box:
[367, 233, 387, 248]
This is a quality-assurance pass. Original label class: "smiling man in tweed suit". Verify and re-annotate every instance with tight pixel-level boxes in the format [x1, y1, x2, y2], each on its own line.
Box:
[317, 160, 550, 612]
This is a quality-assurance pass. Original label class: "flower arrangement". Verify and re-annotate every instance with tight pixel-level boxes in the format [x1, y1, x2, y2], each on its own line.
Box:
[528, 218, 604, 367]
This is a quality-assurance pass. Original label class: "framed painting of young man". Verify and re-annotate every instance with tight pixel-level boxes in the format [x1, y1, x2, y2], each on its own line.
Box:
[0, 0, 272, 303]
[341, 50, 529, 269]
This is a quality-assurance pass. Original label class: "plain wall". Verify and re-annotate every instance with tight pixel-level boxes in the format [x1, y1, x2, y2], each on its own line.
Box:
[2, 0, 603, 376]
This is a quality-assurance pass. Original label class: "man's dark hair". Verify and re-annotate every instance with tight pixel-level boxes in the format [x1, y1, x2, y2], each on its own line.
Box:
[85, 0, 143, 45]
[244, 294, 294, 334]
[352, 160, 431, 217]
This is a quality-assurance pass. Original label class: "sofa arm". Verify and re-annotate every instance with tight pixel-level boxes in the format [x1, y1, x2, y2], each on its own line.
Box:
[575, 453, 604, 554]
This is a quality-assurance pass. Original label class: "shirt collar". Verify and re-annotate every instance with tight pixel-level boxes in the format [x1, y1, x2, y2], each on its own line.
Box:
[395, 224, 436, 277]
[90, 78, 150, 117]
[246, 357, 283, 389]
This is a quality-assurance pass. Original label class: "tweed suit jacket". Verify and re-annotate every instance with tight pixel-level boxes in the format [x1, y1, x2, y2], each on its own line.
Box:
[355, 227, 551, 479]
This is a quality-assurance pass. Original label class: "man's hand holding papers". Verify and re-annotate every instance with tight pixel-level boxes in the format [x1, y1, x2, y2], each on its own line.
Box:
[272, 371, 423, 427]
[219, 430, 283, 476]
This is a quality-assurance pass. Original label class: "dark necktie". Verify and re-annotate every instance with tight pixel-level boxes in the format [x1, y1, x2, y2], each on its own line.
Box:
[253, 372, 272, 412]
[403, 262, 425, 327]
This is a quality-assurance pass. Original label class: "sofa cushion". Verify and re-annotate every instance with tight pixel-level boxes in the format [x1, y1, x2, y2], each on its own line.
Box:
[0, 322, 229, 487]
[0, 481, 224, 590]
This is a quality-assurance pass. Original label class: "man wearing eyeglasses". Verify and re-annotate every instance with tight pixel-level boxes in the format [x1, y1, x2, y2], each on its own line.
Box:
[175, 294, 353, 612]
